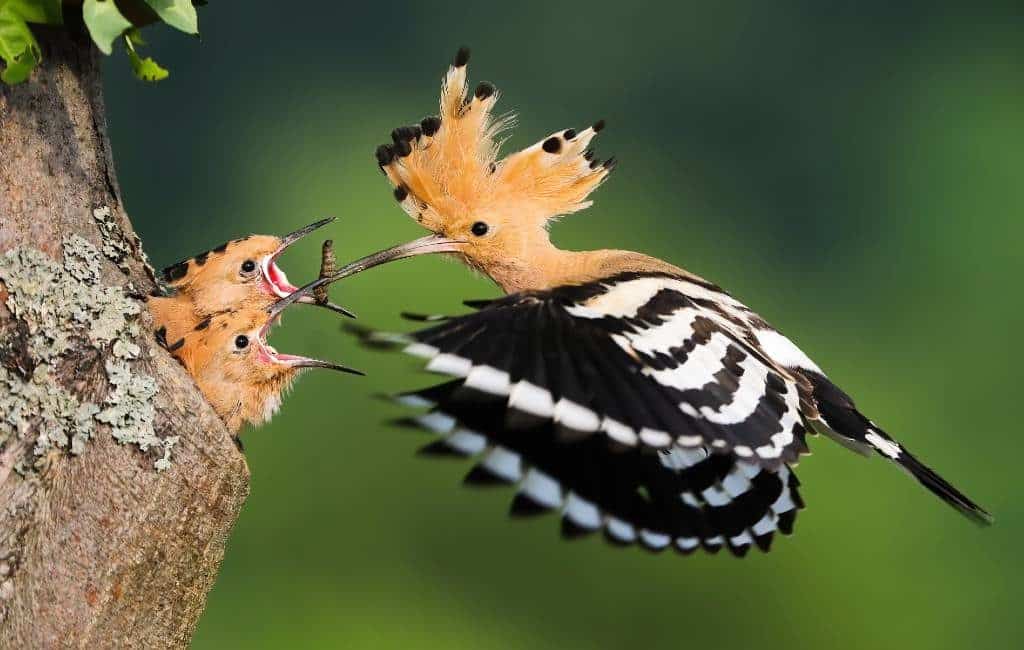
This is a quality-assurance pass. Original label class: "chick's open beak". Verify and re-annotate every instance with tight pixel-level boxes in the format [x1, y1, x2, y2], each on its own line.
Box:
[268, 234, 466, 318]
[257, 314, 364, 376]
[276, 217, 337, 251]
[263, 217, 357, 319]
[262, 233, 463, 375]
[286, 357, 365, 375]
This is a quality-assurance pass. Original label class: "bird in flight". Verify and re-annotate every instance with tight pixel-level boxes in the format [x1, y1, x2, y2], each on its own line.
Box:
[295, 47, 992, 555]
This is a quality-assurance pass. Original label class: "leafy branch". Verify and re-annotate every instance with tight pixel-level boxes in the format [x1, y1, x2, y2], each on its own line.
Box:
[0, 0, 202, 84]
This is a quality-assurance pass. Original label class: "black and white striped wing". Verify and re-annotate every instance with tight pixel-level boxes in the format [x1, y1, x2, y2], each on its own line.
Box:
[400, 393, 803, 555]
[405, 272, 810, 465]
[369, 272, 811, 555]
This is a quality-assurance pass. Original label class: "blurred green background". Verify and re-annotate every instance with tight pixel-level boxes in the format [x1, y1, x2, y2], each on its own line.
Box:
[103, 2, 1022, 648]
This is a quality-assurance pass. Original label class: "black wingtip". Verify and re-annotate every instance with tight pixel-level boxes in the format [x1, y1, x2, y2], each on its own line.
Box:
[592, 119, 606, 133]
[400, 311, 449, 322]
[560, 518, 596, 540]
[388, 416, 431, 431]
[509, 493, 554, 518]
[417, 440, 464, 457]
[463, 465, 510, 487]
[726, 542, 751, 558]
[343, 322, 403, 351]
[777, 510, 797, 535]
[604, 530, 634, 548]
[453, 47, 471, 68]
[898, 450, 994, 526]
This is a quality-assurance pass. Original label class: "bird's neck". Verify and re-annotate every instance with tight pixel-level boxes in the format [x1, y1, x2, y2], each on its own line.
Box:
[484, 243, 697, 294]
[148, 295, 198, 346]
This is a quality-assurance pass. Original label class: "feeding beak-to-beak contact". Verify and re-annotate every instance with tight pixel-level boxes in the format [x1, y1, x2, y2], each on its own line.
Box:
[265, 217, 357, 319]
[258, 233, 464, 377]
[268, 234, 465, 317]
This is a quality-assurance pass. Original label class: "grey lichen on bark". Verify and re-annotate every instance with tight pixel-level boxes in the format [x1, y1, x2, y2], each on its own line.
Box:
[0, 27, 250, 648]
[0, 234, 176, 467]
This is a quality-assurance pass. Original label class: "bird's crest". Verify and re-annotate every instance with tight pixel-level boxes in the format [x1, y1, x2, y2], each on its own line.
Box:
[159, 235, 268, 289]
[376, 47, 614, 231]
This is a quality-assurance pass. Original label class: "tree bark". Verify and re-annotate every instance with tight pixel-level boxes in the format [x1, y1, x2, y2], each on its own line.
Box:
[0, 27, 249, 648]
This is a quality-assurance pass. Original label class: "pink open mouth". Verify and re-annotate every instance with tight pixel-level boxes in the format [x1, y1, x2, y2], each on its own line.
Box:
[260, 255, 300, 298]
[254, 217, 356, 320]
[252, 314, 361, 375]
[255, 315, 301, 366]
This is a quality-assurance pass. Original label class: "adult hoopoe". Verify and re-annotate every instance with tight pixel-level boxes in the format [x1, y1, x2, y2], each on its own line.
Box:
[148, 220, 360, 433]
[149, 218, 353, 349]
[301, 48, 990, 556]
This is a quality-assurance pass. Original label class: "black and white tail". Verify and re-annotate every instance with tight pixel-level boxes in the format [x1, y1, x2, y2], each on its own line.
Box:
[807, 371, 992, 525]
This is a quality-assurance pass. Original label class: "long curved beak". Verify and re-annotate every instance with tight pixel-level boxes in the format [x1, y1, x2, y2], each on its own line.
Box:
[276, 217, 336, 251]
[267, 234, 465, 320]
[267, 217, 356, 319]
[326, 233, 466, 281]
[295, 296, 357, 319]
[286, 357, 365, 375]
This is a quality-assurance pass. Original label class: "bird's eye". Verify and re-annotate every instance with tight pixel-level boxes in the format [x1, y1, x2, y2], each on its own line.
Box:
[470, 221, 489, 237]
[240, 260, 257, 276]
[234, 335, 249, 349]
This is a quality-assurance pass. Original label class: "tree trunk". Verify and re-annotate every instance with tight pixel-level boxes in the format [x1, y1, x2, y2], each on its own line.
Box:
[0, 27, 249, 648]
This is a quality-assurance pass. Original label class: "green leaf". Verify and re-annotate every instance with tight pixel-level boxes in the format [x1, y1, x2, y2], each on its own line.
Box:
[0, 42, 38, 84]
[6, 0, 62, 25]
[123, 33, 167, 82]
[0, 1, 43, 84]
[143, 0, 198, 35]
[82, 0, 132, 55]
[127, 50, 168, 82]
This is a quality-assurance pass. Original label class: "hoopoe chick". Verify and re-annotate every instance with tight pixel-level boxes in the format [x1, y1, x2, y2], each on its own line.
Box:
[327, 47, 989, 557]
[149, 218, 353, 348]
[170, 303, 361, 433]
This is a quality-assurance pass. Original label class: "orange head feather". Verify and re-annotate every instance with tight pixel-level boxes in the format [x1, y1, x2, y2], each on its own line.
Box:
[157, 218, 346, 316]
[371, 48, 616, 292]
[148, 218, 353, 350]
[170, 306, 361, 433]
[280, 48, 688, 299]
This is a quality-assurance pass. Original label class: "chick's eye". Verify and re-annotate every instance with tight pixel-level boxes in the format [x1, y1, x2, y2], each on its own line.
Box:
[240, 260, 257, 274]
[471, 221, 489, 237]
[234, 335, 249, 349]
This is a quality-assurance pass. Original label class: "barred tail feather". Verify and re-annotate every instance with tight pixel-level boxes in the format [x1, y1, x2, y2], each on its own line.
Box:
[865, 426, 993, 526]
[807, 371, 992, 525]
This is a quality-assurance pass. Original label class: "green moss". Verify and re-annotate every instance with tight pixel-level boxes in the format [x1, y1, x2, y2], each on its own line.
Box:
[0, 233, 174, 471]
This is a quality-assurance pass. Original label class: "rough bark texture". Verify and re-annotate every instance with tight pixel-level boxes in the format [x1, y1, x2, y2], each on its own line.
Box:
[0, 27, 250, 648]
